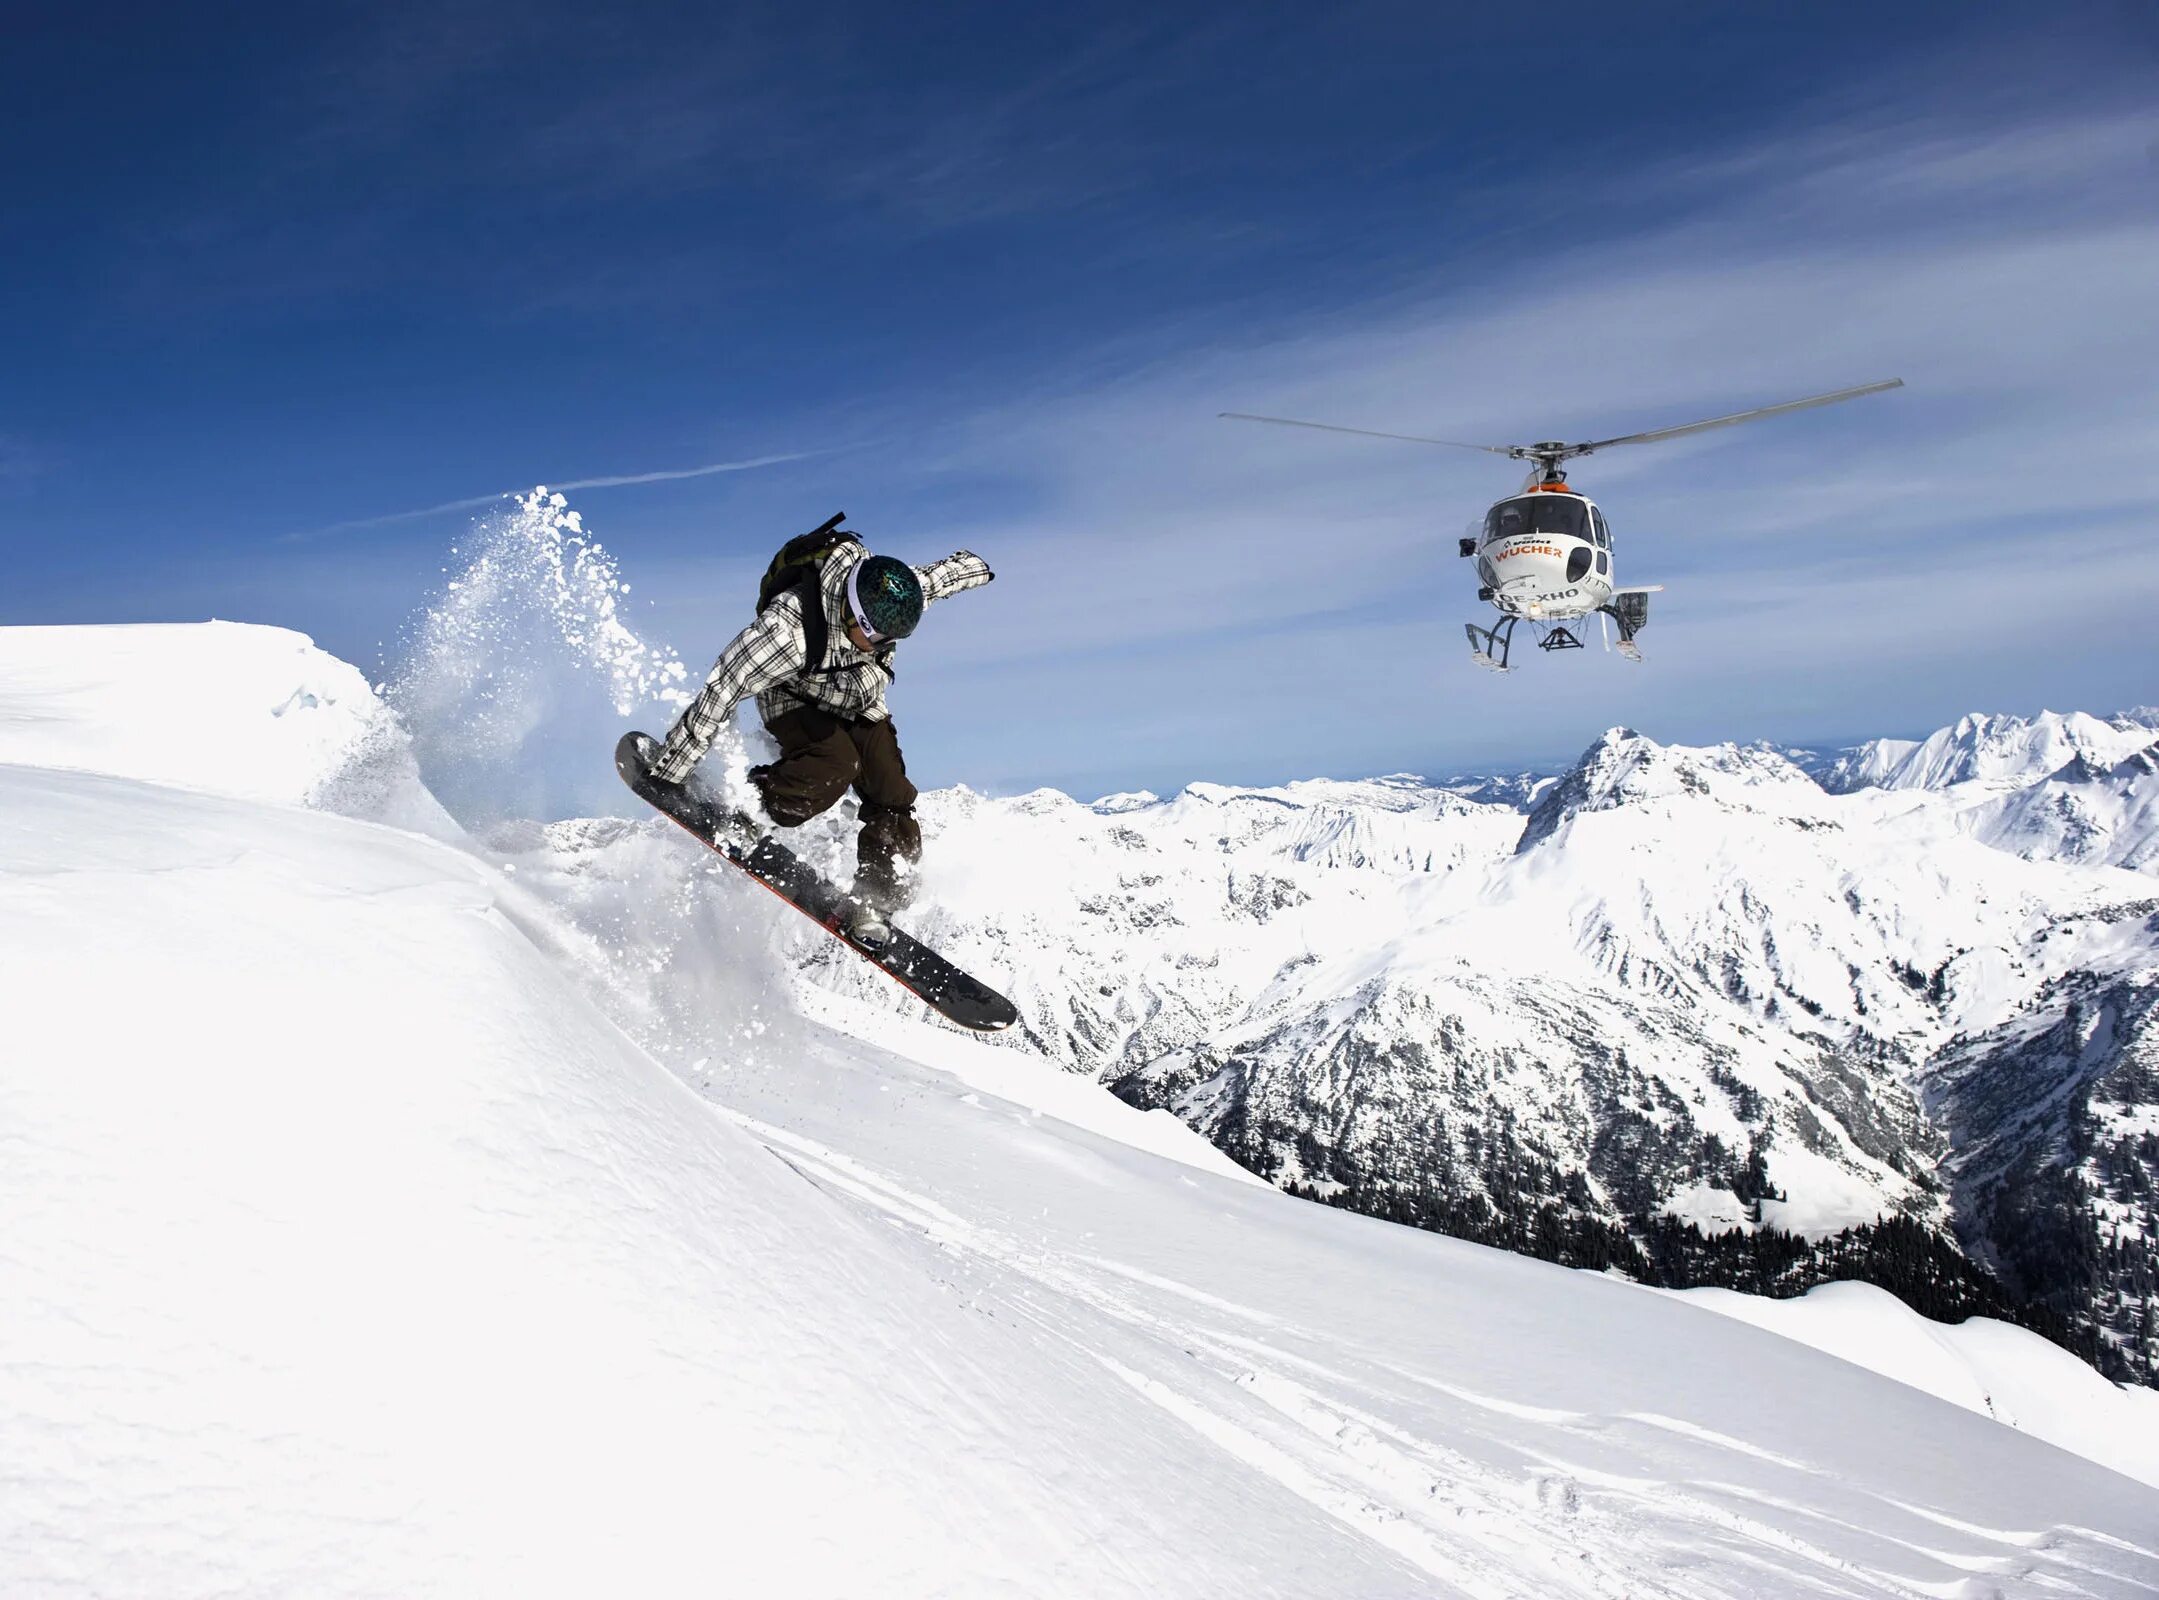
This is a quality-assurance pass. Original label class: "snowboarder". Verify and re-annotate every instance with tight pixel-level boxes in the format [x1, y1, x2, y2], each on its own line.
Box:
[646, 514, 993, 950]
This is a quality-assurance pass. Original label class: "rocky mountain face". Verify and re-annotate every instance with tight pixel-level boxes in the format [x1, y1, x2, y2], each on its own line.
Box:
[1922, 962, 2159, 1381]
[569, 709, 2159, 1384]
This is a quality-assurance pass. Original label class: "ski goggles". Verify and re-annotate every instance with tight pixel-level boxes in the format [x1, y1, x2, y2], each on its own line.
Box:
[844, 562, 887, 644]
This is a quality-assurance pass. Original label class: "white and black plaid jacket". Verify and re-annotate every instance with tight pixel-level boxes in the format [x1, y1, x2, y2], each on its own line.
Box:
[650, 544, 993, 784]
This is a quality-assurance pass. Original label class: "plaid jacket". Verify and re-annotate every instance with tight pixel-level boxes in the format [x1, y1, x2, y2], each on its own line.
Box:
[650, 544, 993, 784]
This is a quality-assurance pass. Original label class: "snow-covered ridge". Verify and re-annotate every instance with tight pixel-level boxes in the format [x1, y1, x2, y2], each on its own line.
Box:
[1677, 1280, 2159, 1484]
[1517, 725, 1829, 852]
[1970, 739, 2159, 872]
[1813, 708, 2159, 795]
[0, 622, 453, 836]
[6, 621, 2159, 1597]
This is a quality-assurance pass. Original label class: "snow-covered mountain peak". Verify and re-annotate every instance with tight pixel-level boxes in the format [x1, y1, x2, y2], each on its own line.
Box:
[1091, 788, 1162, 814]
[1517, 727, 1821, 853]
[1004, 785, 1087, 818]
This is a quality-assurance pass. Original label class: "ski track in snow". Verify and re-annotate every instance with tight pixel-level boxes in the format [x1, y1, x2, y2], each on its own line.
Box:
[714, 1110, 2157, 1599]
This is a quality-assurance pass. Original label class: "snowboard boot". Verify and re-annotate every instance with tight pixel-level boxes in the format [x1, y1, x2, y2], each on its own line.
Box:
[706, 763, 783, 856]
[843, 899, 894, 952]
[708, 808, 761, 856]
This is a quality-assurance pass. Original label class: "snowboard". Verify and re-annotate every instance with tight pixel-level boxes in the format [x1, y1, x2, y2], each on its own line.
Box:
[615, 731, 1019, 1033]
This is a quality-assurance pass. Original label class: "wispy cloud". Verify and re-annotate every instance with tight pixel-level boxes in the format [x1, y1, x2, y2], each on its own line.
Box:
[112, 7, 1210, 323]
[286, 451, 814, 542]
[856, 96, 2159, 791]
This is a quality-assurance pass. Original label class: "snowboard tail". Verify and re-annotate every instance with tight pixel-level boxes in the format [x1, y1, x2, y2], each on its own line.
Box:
[614, 731, 1018, 1033]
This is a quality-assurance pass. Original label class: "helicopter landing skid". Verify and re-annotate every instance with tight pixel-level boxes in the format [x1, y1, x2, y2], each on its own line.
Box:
[1466, 615, 1586, 669]
[1599, 602, 1644, 663]
[1469, 610, 1645, 669]
[1465, 616, 1517, 672]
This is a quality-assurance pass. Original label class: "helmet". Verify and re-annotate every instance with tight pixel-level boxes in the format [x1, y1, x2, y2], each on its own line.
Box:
[845, 555, 924, 642]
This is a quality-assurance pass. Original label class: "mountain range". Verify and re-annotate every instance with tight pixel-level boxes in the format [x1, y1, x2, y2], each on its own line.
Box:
[690, 706, 2159, 1384]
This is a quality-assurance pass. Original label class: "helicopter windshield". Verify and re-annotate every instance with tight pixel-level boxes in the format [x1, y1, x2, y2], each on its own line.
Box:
[1485, 495, 1587, 543]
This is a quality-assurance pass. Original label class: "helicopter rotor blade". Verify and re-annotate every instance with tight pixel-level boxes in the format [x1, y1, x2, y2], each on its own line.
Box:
[1219, 413, 1514, 455]
[1571, 379, 1904, 456]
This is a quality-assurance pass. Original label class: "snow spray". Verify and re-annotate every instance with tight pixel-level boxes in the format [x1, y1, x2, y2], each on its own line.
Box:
[366, 488, 809, 1074]
[386, 489, 701, 823]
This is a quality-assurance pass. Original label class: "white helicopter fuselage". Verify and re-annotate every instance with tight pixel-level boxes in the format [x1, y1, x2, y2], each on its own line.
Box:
[1472, 486, 1613, 622]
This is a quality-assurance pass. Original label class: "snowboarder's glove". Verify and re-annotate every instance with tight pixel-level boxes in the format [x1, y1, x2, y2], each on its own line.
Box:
[915, 552, 994, 602]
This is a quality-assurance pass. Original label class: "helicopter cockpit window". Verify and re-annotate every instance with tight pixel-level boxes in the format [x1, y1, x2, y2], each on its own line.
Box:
[1485, 495, 1588, 543]
[1592, 510, 1610, 548]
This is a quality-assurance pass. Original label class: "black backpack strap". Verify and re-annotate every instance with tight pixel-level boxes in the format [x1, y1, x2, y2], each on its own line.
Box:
[791, 570, 831, 675]
[795, 567, 894, 680]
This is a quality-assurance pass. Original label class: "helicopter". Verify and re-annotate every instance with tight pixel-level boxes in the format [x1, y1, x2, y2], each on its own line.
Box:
[1222, 378, 1904, 671]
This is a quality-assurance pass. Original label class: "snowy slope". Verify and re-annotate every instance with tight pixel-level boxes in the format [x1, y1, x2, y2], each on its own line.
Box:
[0, 621, 453, 835]
[3, 765, 1428, 1597]
[1677, 1280, 2159, 1489]
[8, 622, 2159, 1596]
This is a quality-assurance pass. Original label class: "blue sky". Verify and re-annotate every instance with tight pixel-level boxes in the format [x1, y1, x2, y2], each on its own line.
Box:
[4, 2, 2156, 808]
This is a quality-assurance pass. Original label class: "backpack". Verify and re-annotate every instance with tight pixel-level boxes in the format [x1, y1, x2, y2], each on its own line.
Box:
[757, 512, 866, 676]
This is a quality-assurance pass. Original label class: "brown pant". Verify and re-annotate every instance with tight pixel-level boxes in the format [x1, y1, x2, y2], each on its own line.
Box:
[755, 707, 923, 910]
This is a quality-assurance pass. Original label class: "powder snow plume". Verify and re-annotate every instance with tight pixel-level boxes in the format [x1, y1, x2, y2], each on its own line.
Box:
[373, 485, 785, 1074]
[387, 488, 701, 823]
